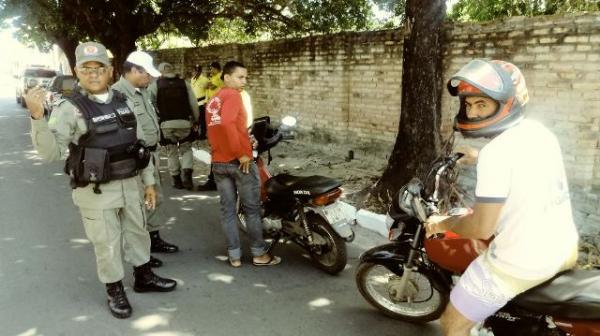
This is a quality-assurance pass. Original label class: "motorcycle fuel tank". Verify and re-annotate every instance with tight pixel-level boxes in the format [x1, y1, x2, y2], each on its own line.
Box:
[424, 232, 489, 273]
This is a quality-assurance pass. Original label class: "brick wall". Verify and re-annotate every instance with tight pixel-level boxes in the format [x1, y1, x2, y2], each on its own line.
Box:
[152, 30, 405, 145]
[152, 13, 600, 233]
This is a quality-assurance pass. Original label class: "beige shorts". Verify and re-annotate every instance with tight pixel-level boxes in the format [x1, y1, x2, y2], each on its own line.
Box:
[450, 247, 577, 322]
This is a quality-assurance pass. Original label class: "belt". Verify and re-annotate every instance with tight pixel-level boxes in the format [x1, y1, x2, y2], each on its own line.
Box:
[147, 144, 158, 152]
[214, 159, 240, 165]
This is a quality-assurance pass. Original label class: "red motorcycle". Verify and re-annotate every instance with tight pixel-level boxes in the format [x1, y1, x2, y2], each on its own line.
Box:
[237, 116, 354, 275]
[355, 153, 600, 335]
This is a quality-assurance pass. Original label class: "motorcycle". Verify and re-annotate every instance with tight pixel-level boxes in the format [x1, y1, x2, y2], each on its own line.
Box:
[238, 116, 355, 275]
[355, 153, 600, 335]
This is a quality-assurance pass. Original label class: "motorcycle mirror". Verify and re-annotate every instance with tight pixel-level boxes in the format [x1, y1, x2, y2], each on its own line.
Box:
[281, 116, 297, 127]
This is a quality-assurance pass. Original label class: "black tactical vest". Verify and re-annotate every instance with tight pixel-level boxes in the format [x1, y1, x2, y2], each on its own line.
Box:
[65, 91, 142, 188]
[156, 77, 193, 122]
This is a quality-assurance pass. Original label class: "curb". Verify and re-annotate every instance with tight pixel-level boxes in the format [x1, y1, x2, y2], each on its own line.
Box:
[338, 201, 388, 238]
[338, 201, 389, 251]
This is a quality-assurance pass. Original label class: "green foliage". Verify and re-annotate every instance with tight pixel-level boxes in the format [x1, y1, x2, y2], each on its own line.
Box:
[285, 0, 371, 35]
[203, 18, 263, 45]
[157, 0, 215, 46]
[0, 0, 80, 51]
[160, 0, 396, 45]
[167, 0, 376, 40]
[448, 0, 600, 22]
[371, 0, 407, 26]
[137, 18, 260, 49]
[137, 23, 194, 50]
[1, 0, 378, 60]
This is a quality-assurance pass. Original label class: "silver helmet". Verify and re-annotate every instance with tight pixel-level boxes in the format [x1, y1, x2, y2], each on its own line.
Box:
[447, 59, 529, 138]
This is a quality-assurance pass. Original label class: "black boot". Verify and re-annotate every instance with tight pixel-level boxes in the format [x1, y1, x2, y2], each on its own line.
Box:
[182, 168, 194, 191]
[150, 230, 179, 253]
[171, 174, 184, 189]
[196, 179, 216, 191]
[196, 169, 216, 191]
[106, 281, 132, 319]
[133, 262, 177, 293]
[149, 255, 163, 268]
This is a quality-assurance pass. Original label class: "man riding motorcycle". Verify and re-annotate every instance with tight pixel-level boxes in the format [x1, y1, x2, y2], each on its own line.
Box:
[425, 59, 579, 336]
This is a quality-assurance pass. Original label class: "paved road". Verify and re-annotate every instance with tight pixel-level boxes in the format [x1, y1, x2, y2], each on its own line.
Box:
[0, 85, 441, 336]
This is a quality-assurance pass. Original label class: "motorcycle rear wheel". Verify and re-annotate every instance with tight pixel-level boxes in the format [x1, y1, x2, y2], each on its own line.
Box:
[237, 199, 248, 233]
[305, 213, 347, 275]
[356, 262, 448, 322]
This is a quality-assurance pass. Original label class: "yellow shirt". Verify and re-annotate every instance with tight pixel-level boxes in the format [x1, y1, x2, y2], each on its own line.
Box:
[191, 74, 209, 105]
[205, 72, 224, 99]
[241, 90, 253, 128]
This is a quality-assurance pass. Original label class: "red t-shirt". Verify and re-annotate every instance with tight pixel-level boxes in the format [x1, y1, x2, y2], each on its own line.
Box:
[206, 87, 252, 163]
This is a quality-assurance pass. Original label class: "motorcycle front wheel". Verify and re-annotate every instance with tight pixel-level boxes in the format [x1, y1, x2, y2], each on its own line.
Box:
[305, 213, 347, 275]
[356, 262, 448, 322]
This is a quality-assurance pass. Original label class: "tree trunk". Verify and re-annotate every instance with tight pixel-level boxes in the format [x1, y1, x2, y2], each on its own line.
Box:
[55, 37, 78, 74]
[103, 37, 137, 79]
[373, 0, 447, 201]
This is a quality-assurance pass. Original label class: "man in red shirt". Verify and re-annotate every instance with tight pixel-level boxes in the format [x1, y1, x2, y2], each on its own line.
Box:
[206, 61, 281, 267]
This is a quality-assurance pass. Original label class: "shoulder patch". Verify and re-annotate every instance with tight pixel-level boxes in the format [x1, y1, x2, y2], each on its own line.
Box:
[54, 98, 81, 118]
[53, 98, 67, 106]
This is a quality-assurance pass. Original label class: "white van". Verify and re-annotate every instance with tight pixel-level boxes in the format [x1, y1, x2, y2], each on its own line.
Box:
[16, 67, 57, 107]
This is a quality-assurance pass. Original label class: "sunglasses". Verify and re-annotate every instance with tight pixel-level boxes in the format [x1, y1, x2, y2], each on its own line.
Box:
[79, 66, 108, 76]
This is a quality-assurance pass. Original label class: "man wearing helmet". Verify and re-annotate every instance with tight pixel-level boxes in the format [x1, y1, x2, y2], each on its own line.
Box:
[426, 59, 579, 335]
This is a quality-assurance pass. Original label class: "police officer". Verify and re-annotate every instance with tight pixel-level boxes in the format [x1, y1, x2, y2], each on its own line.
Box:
[205, 61, 224, 100]
[25, 42, 176, 319]
[149, 62, 199, 190]
[196, 61, 224, 191]
[112, 51, 179, 259]
[191, 64, 209, 139]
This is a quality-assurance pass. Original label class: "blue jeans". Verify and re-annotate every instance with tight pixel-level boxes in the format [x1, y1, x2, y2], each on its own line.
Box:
[212, 161, 266, 260]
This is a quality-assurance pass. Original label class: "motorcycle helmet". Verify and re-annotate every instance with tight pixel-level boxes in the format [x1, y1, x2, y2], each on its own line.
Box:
[250, 116, 282, 153]
[447, 59, 529, 138]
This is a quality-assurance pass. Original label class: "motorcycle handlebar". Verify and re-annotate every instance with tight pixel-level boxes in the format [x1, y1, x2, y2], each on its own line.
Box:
[430, 152, 465, 202]
[448, 152, 465, 165]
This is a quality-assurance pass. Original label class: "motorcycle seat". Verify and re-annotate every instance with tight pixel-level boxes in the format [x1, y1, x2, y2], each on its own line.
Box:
[512, 269, 600, 319]
[266, 174, 341, 197]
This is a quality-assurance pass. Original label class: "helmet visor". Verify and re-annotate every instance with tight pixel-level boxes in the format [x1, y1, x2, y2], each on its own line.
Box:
[449, 59, 506, 99]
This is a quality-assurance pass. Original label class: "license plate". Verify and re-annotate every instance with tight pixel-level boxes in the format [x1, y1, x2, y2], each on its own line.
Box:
[322, 203, 349, 225]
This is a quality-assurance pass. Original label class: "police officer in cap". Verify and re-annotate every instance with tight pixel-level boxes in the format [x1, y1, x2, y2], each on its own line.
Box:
[25, 42, 177, 319]
[149, 62, 200, 190]
[112, 51, 180, 262]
